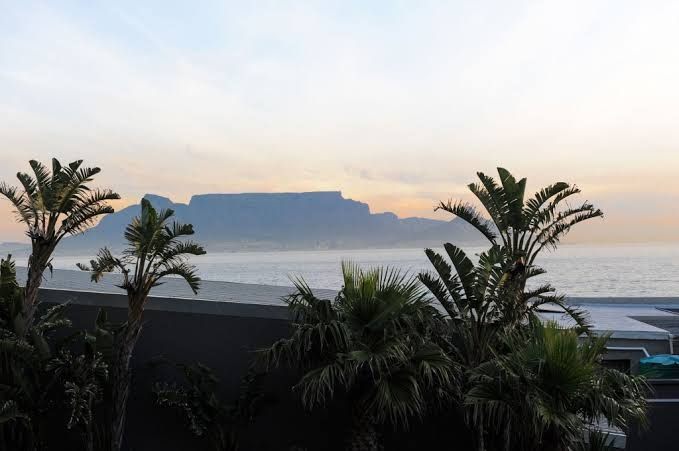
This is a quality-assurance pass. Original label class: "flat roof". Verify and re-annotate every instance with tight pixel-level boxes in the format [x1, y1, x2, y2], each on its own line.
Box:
[17, 267, 337, 320]
[17, 267, 335, 305]
[16, 267, 679, 332]
[538, 305, 679, 340]
[567, 297, 679, 308]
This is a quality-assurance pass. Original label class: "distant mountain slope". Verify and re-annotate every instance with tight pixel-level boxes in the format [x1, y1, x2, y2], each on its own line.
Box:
[0, 242, 29, 254]
[63, 191, 486, 252]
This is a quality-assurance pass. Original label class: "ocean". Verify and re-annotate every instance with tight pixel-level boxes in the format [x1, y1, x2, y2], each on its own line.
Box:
[25, 243, 679, 297]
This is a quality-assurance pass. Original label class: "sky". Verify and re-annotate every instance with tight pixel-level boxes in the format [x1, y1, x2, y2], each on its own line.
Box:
[1, 0, 678, 244]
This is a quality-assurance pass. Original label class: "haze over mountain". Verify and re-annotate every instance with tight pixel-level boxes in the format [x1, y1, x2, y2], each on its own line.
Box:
[0, 242, 28, 254]
[59, 191, 484, 253]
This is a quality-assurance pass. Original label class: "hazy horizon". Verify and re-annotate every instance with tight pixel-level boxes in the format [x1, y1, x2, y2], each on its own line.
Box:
[2, 1, 678, 244]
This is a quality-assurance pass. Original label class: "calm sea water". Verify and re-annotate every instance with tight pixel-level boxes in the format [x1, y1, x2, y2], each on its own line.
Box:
[34, 243, 679, 297]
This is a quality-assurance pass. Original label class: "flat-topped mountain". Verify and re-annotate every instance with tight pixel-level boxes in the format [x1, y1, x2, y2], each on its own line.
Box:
[62, 191, 485, 252]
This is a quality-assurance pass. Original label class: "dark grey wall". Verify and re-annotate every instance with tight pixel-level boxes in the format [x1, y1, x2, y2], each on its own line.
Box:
[43, 288, 480, 451]
[42, 289, 679, 451]
[60, 301, 350, 451]
[627, 380, 679, 451]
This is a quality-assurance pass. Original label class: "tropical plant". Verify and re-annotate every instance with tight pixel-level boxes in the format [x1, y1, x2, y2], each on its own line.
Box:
[0, 254, 107, 451]
[78, 198, 206, 451]
[47, 328, 109, 451]
[419, 243, 589, 363]
[0, 158, 119, 336]
[1, 253, 66, 450]
[418, 242, 594, 451]
[261, 263, 455, 451]
[420, 168, 606, 450]
[578, 429, 616, 451]
[152, 360, 268, 451]
[436, 167, 602, 289]
[466, 320, 648, 451]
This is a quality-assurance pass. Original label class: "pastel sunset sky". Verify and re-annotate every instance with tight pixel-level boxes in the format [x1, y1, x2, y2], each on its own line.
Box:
[1, 1, 678, 243]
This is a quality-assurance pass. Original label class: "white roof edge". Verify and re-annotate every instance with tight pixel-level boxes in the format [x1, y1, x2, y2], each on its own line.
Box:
[596, 330, 671, 341]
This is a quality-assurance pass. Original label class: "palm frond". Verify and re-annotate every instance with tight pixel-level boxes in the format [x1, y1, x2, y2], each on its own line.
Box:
[0, 182, 34, 225]
[474, 171, 509, 231]
[285, 277, 337, 324]
[60, 190, 119, 236]
[29, 160, 51, 196]
[421, 248, 465, 311]
[412, 343, 455, 388]
[297, 359, 354, 410]
[533, 206, 604, 255]
[365, 370, 423, 428]
[474, 245, 509, 301]
[152, 262, 201, 294]
[77, 247, 130, 283]
[528, 185, 582, 230]
[55, 163, 103, 211]
[442, 243, 476, 303]
[497, 167, 527, 230]
[523, 182, 573, 225]
[165, 221, 195, 239]
[436, 200, 498, 243]
[157, 241, 206, 264]
[418, 270, 456, 318]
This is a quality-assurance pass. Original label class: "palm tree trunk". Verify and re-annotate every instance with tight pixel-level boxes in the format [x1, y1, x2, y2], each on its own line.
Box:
[20, 262, 44, 335]
[83, 421, 94, 451]
[20, 250, 52, 336]
[108, 316, 142, 451]
[477, 423, 485, 451]
[345, 411, 381, 451]
[24, 263, 42, 305]
[80, 394, 95, 451]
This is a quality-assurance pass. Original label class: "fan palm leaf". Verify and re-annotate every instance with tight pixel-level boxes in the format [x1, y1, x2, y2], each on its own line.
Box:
[466, 321, 647, 451]
[261, 263, 455, 451]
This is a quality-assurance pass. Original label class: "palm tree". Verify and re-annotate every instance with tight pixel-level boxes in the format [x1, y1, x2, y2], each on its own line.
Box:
[77, 198, 206, 451]
[418, 244, 590, 451]
[261, 263, 455, 451]
[0, 158, 119, 335]
[466, 320, 648, 451]
[419, 243, 588, 365]
[437, 167, 602, 288]
[420, 169, 632, 451]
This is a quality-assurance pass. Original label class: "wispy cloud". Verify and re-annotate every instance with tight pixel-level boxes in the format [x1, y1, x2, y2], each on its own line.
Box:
[0, 0, 678, 242]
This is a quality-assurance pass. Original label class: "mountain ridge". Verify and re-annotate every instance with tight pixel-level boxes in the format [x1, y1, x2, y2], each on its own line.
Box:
[56, 191, 485, 252]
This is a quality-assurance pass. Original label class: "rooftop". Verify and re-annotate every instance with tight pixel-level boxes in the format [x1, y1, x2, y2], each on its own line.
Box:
[17, 266, 336, 320]
[17, 267, 679, 338]
[538, 305, 679, 340]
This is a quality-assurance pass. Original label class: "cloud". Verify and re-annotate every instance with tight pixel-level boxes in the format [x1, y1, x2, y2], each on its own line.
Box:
[0, 1, 677, 242]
